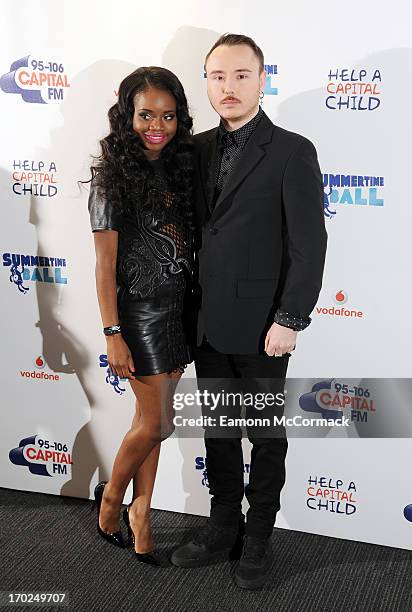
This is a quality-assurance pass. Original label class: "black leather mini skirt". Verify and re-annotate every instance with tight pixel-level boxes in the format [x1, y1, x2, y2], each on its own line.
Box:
[117, 269, 193, 376]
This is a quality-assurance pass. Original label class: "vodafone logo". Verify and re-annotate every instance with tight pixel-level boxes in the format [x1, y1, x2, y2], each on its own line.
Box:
[334, 290, 348, 305]
[34, 355, 45, 369]
[19, 355, 59, 382]
[316, 289, 364, 319]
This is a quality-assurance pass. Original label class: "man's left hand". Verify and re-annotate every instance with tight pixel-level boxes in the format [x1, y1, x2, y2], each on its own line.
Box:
[265, 322, 297, 357]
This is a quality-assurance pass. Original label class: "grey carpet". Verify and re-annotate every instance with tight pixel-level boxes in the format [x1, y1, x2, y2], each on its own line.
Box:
[0, 487, 411, 612]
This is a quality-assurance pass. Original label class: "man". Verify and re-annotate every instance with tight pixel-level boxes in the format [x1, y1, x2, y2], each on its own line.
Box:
[171, 34, 327, 589]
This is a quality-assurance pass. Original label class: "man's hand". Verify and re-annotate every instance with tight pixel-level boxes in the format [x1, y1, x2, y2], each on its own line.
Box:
[265, 322, 297, 357]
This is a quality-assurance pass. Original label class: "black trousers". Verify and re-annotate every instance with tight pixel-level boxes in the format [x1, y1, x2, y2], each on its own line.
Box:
[194, 339, 289, 539]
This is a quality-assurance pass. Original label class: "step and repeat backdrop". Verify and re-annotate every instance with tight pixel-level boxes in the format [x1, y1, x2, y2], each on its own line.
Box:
[1, 0, 411, 550]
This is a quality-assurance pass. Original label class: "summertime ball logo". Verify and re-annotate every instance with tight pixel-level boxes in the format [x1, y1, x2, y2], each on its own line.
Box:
[325, 67, 382, 111]
[195, 456, 250, 488]
[99, 354, 127, 395]
[9, 435, 73, 477]
[263, 64, 278, 96]
[0, 55, 70, 104]
[3, 252, 68, 294]
[323, 172, 384, 219]
[194, 456, 209, 487]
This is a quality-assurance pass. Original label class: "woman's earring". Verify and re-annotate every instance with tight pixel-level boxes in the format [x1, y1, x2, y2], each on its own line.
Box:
[259, 90, 265, 106]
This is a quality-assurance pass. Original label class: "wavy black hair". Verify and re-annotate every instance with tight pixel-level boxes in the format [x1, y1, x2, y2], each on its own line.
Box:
[90, 66, 194, 223]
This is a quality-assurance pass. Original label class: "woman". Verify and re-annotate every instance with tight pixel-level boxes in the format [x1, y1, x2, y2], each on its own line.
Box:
[88, 66, 194, 565]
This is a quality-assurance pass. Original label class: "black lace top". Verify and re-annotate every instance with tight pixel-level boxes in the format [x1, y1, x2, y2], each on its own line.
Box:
[88, 159, 193, 298]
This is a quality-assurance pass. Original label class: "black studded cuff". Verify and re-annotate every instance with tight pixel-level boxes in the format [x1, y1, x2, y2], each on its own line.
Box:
[273, 310, 311, 331]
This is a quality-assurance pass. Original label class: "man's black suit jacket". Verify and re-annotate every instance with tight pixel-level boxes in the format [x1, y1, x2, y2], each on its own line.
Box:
[192, 110, 327, 354]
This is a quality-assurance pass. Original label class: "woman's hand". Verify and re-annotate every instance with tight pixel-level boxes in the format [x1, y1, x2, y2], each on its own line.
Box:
[92, 230, 135, 379]
[106, 334, 136, 380]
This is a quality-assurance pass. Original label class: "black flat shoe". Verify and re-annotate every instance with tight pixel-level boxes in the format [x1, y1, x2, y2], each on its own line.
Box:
[122, 504, 161, 566]
[93, 481, 125, 548]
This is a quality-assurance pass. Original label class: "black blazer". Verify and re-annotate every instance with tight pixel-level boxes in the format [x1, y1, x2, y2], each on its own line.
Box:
[192, 110, 327, 354]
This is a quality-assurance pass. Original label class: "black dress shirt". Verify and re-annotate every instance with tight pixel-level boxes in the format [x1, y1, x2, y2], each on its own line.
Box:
[213, 106, 263, 204]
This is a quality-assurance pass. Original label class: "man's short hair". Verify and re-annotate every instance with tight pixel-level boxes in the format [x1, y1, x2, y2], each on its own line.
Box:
[205, 33, 265, 74]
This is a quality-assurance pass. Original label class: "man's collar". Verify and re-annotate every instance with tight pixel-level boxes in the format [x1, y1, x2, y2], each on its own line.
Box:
[218, 106, 264, 145]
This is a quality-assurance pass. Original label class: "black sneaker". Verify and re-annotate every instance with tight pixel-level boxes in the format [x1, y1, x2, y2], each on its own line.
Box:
[170, 516, 245, 568]
[234, 535, 272, 590]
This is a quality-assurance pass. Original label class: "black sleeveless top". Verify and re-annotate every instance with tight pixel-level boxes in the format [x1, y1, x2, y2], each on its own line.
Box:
[88, 159, 193, 298]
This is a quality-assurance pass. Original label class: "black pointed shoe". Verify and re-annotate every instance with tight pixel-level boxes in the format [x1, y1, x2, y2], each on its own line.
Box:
[93, 481, 125, 548]
[234, 535, 272, 590]
[170, 515, 245, 568]
[122, 504, 161, 566]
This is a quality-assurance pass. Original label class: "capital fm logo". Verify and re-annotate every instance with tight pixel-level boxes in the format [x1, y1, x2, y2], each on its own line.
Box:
[315, 289, 364, 319]
[323, 172, 384, 219]
[299, 379, 376, 424]
[9, 435, 73, 476]
[0, 55, 70, 104]
[99, 354, 127, 395]
[3, 252, 68, 294]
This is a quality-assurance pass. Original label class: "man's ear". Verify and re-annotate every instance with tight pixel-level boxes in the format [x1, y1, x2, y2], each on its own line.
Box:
[260, 70, 267, 93]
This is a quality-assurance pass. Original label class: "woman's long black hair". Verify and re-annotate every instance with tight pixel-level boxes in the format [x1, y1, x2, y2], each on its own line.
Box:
[90, 66, 194, 222]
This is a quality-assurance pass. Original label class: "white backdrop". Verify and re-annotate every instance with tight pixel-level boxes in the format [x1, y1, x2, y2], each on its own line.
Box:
[1, 0, 412, 551]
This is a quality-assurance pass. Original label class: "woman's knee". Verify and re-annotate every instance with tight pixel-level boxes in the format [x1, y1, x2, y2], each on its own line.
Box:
[130, 376, 176, 440]
[159, 419, 175, 441]
[144, 418, 175, 444]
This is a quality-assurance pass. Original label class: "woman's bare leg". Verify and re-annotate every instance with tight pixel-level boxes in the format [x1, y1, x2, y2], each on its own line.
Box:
[127, 405, 161, 552]
[98, 371, 180, 545]
[128, 370, 182, 552]
[131, 405, 161, 508]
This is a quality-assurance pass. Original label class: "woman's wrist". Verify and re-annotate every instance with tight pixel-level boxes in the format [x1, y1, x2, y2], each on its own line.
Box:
[106, 332, 123, 342]
[103, 324, 121, 336]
